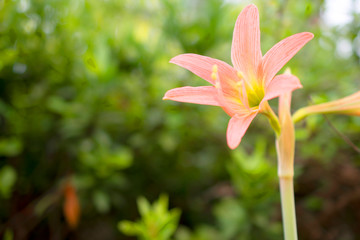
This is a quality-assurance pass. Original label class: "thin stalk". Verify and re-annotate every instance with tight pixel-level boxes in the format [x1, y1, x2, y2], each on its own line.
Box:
[277, 92, 298, 240]
[279, 177, 297, 240]
[261, 101, 281, 136]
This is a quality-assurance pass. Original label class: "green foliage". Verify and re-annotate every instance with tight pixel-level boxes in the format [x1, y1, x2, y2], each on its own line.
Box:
[175, 225, 222, 240]
[209, 142, 281, 240]
[228, 141, 277, 201]
[119, 195, 181, 240]
[3, 228, 13, 240]
[0, 138, 23, 157]
[173, 143, 281, 240]
[159, 141, 282, 240]
[0, 165, 17, 198]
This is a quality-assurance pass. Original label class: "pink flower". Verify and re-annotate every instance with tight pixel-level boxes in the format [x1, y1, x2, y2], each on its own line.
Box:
[163, 4, 313, 149]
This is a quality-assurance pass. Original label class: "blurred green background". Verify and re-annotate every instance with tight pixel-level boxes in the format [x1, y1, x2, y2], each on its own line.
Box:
[1, 0, 360, 239]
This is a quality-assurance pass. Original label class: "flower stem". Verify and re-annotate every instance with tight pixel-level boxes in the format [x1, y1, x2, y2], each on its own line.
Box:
[261, 101, 281, 136]
[276, 92, 298, 240]
[279, 176, 298, 240]
[276, 138, 298, 240]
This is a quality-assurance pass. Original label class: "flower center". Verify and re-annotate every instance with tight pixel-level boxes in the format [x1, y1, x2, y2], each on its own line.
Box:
[237, 71, 264, 108]
[246, 82, 264, 107]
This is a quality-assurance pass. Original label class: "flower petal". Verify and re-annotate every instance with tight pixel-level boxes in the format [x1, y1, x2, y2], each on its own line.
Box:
[263, 74, 302, 102]
[231, 4, 262, 79]
[212, 66, 249, 117]
[163, 86, 221, 106]
[170, 54, 237, 85]
[226, 112, 257, 149]
[262, 32, 313, 85]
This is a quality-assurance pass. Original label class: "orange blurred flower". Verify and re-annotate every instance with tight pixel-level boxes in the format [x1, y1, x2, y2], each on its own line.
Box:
[63, 181, 80, 229]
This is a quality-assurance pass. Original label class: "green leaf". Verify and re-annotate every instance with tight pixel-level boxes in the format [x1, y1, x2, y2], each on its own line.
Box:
[93, 190, 110, 213]
[0, 138, 23, 157]
[0, 165, 17, 198]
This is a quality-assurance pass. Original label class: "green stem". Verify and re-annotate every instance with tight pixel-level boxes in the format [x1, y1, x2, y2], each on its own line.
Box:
[261, 101, 281, 136]
[279, 177, 298, 240]
[292, 108, 308, 123]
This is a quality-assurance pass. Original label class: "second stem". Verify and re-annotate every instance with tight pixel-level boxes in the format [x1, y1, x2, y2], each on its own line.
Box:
[276, 92, 298, 240]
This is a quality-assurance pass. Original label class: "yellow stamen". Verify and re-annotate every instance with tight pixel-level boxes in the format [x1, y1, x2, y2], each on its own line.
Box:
[284, 67, 292, 75]
[237, 71, 244, 79]
[236, 81, 243, 87]
[215, 79, 221, 89]
[212, 64, 218, 73]
[211, 72, 217, 81]
[211, 64, 218, 82]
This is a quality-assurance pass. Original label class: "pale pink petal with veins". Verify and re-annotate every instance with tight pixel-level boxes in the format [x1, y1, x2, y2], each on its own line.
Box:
[262, 32, 314, 85]
[226, 113, 258, 149]
[231, 4, 262, 81]
[170, 54, 238, 85]
[262, 74, 302, 102]
[212, 66, 249, 117]
[163, 86, 221, 106]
